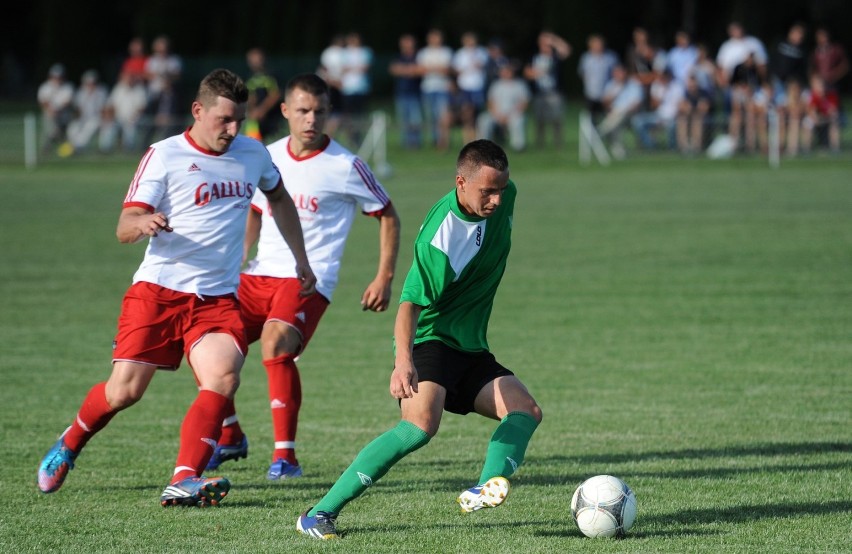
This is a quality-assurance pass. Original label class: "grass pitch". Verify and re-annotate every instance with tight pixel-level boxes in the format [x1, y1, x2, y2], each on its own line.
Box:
[0, 142, 850, 553]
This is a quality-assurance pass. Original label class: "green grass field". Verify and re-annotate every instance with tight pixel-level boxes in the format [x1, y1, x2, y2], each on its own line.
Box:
[1, 141, 850, 552]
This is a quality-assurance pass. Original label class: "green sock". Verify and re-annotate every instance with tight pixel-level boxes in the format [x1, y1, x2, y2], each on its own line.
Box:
[478, 411, 539, 485]
[309, 420, 430, 516]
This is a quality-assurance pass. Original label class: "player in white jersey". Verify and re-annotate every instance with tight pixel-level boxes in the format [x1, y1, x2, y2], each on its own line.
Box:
[37, 69, 316, 508]
[206, 73, 400, 480]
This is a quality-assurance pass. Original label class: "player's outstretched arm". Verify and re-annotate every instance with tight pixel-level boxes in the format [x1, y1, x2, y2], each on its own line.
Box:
[264, 184, 317, 295]
[361, 204, 401, 312]
[390, 301, 422, 399]
[116, 206, 172, 243]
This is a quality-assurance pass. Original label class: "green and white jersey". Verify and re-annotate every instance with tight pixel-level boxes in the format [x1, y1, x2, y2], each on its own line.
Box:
[400, 180, 516, 352]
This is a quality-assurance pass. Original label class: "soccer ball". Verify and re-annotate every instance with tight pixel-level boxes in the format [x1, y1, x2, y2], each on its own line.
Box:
[570, 475, 637, 538]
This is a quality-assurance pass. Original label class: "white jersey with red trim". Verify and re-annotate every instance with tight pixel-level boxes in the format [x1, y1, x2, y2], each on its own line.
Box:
[124, 131, 282, 296]
[243, 135, 391, 301]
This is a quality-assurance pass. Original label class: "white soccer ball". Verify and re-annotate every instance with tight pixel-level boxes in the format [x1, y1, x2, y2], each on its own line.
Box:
[706, 133, 737, 159]
[570, 475, 637, 538]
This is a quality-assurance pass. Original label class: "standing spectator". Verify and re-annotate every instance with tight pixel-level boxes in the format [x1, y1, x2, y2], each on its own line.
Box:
[716, 23, 768, 152]
[99, 70, 148, 153]
[810, 26, 849, 127]
[143, 35, 183, 144]
[484, 38, 509, 94]
[476, 60, 530, 152]
[120, 37, 149, 84]
[452, 31, 489, 145]
[36, 68, 316, 507]
[597, 64, 644, 159]
[37, 63, 75, 153]
[523, 30, 571, 148]
[771, 23, 809, 156]
[631, 69, 684, 149]
[801, 74, 841, 154]
[339, 32, 373, 146]
[667, 30, 698, 86]
[318, 35, 346, 136]
[626, 27, 667, 109]
[389, 33, 423, 149]
[296, 139, 542, 541]
[416, 28, 454, 149]
[440, 79, 475, 150]
[577, 34, 619, 122]
[205, 73, 401, 481]
[65, 69, 109, 154]
[810, 27, 849, 92]
[244, 47, 281, 142]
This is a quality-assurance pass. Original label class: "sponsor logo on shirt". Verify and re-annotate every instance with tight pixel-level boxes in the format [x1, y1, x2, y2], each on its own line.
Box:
[188, 163, 201, 172]
[194, 181, 255, 206]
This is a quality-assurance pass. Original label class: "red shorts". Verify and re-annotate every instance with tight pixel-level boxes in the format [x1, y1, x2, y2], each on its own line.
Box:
[113, 281, 247, 370]
[238, 275, 329, 350]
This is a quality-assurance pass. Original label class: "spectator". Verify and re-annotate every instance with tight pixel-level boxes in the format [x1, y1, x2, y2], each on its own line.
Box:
[801, 74, 841, 154]
[416, 28, 454, 148]
[626, 27, 667, 109]
[244, 47, 281, 142]
[676, 73, 714, 155]
[715, 21, 769, 88]
[597, 64, 644, 159]
[577, 34, 619, 122]
[37, 63, 75, 153]
[667, 30, 699, 86]
[523, 30, 571, 148]
[339, 32, 373, 146]
[318, 34, 346, 136]
[715, 21, 768, 151]
[452, 31, 489, 145]
[810, 26, 849, 92]
[631, 69, 684, 150]
[691, 43, 718, 97]
[99, 70, 148, 153]
[440, 79, 475, 150]
[389, 33, 423, 149]
[484, 38, 509, 94]
[143, 35, 183, 144]
[65, 69, 109, 154]
[728, 52, 763, 153]
[476, 60, 530, 152]
[771, 23, 808, 156]
[120, 37, 148, 84]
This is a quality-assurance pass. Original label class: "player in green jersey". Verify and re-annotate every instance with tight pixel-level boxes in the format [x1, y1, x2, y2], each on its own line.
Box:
[297, 139, 542, 540]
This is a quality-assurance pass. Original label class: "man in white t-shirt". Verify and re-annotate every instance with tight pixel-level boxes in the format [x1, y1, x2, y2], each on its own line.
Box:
[36, 68, 315, 508]
[417, 28, 455, 148]
[206, 73, 400, 480]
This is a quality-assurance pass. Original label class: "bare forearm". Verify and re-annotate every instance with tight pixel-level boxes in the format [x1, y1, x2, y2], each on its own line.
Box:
[394, 302, 422, 366]
[376, 206, 401, 282]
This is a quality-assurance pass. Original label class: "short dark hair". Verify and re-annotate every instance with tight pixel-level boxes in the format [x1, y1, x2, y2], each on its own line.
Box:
[457, 140, 509, 178]
[197, 68, 248, 105]
[285, 73, 330, 99]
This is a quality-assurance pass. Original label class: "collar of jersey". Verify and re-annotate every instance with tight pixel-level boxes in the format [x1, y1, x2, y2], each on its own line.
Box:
[451, 191, 486, 223]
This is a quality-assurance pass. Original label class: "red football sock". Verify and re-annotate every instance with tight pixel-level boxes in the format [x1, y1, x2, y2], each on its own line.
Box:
[63, 382, 117, 453]
[263, 354, 301, 464]
[217, 398, 244, 445]
[172, 389, 229, 482]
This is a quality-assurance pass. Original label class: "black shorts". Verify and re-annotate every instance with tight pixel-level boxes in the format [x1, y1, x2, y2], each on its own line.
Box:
[413, 340, 514, 415]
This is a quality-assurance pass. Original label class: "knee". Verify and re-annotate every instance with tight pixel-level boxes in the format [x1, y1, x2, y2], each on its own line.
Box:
[105, 384, 145, 410]
[525, 403, 544, 425]
[260, 324, 300, 359]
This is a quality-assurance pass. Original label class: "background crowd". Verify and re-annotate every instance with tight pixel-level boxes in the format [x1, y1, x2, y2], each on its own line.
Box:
[37, 20, 848, 159]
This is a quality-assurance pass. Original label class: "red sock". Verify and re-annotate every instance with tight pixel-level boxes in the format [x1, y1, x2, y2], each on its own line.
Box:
[63, 382, 117, 453]
[263, 354, 301, 464]
[217, 398, 244, 445]
[172, 390, 229, 482]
